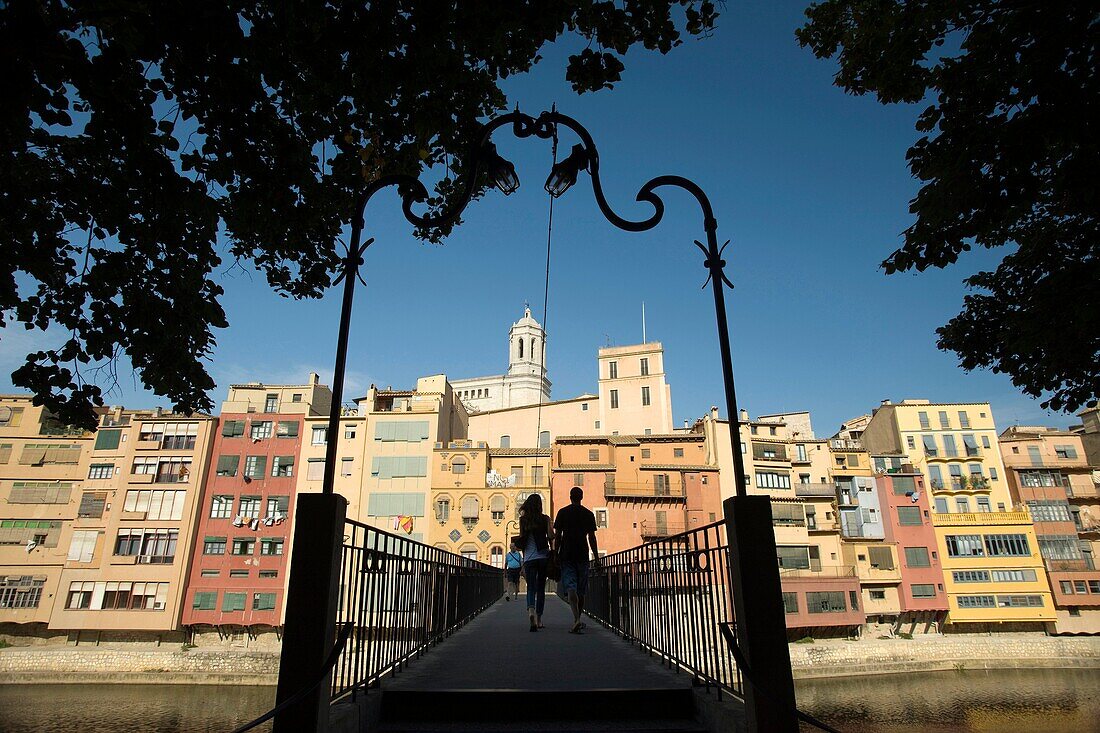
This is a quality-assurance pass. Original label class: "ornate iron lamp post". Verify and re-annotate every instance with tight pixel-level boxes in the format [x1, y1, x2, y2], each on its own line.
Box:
[276, 109, 796, 733]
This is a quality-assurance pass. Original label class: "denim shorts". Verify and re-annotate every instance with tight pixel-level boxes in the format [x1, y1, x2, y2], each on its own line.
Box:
[560, 559, 589, 596]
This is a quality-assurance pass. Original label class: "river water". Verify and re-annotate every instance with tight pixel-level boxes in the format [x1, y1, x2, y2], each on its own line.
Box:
[0, 669, 1097, 732]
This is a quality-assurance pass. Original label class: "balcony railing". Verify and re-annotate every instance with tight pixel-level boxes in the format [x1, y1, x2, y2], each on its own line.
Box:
[1067, 483, 1100, 499]
[779, 565, 856, 579]
[604, 482, 686, 499]
[931, 510, 1031, 526]
[1045, 558, 1097, 572]
[794, 483, 836, 497]
[639, 520, 687, 538]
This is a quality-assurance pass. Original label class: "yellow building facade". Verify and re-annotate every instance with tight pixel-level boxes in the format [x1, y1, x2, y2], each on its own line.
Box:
[863, 400, 1054, 627]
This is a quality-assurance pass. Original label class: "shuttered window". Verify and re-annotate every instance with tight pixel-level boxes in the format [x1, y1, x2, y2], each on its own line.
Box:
[221, 420, 245, 437]
[94, 429, 122, 451]
[770, 503, 805, 526]
[9, 482, 72, 504]
[461, 496, 480, 519]
[490, 495, 506, 514]
[276, 421, 299, 438]
[374, 421, 430, 442]
[370, 456, 428, 479]
[216, 455, 239, 476]
[78, 492, 107, 518]
[868, 546, 894, 570]
[366, 492, 426, 517]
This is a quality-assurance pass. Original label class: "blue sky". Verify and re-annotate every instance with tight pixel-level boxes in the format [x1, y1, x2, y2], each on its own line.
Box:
[0, 3, 1076, 435]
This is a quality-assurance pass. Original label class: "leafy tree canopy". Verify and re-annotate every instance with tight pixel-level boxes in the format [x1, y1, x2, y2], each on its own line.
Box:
[0, 0, 718, 428]
[798, 1, 1098, 412]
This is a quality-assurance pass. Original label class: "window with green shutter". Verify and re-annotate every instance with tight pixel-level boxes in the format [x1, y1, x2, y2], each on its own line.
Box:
[221, 420, 245, 437]
[192, 592, 217, 610]
[222, 592, 246, 612]
[94, 429, 121, 451]
[253, 593, 277, 611]
[276, 421, 299, 438]
[216, 455, 239, 476]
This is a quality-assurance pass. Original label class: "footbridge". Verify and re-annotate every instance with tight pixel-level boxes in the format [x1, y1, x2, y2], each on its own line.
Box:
[235, 497, 813, 733]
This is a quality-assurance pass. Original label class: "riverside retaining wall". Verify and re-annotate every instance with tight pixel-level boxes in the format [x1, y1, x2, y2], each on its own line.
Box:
[789, 634, 1100, 679]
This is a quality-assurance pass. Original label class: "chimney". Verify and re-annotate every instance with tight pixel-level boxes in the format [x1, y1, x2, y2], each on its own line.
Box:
[684, 419, 689, 428]
[880, 399, 892, 406]
[309, 372, 319, 385]
[738, 408, 749, 422]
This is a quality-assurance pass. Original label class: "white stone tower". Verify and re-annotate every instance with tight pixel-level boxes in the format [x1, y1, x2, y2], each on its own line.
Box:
[450, 305, 551, 412]
[508, 306, 546, 380]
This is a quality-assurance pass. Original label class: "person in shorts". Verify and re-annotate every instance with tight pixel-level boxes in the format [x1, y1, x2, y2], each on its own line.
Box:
[504, 540, 523, 601]
[553, 486, 600, 634]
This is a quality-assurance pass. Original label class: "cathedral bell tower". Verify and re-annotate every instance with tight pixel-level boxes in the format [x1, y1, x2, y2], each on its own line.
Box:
[508, 306, 546, 379]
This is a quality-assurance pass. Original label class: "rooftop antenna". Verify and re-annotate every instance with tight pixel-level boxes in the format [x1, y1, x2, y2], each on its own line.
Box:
[642, 301, 646, 343]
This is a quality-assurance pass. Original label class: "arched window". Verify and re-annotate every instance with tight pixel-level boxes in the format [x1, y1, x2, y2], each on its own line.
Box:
[518, 339, 524, 359]
[532, 338, 538, 360]
[490, 494, 506, 524]
[461, 495, 479, 529]
[539, 431, 551, 448]
[435, 496, 450, 523]
[500, 435, 510, 448]
[490, 546, 504, 568]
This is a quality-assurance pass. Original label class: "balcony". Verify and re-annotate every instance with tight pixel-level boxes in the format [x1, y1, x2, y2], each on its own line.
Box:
[127, 474, 155, 484]
[639, 521, 687, 539]
[930, 510, 1031, 526]
[135, 554, 175, 565]
[134, 439, 161, 451]
[1066, 482, 1100, 500]
[779, 564, 856, 579]
[794, 483, 836, 497]
[604, 482, 685, 500]
[1046, 558, 1096, 572]
[837, 492, 858, 506]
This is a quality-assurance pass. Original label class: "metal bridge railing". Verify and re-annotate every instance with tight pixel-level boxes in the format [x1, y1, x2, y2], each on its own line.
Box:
[331, 520, 502, 700]
[585, 520, 743, 700]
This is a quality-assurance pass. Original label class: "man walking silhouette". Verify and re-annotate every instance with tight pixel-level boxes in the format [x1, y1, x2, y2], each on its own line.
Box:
[554, 486, 600, 634]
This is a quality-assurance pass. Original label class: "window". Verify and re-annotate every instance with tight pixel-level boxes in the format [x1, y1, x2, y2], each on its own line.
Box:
[952, 570, 990, 583]
[232, 538, 255, 555]
[500, 435, 510, 448]
[1027, 500, 1072, 523]
[976, 497, 990, 513]
[435, 498, 450, 523]
[897, 506, 922, 526]
[276, 420, 299, 438]
[222, 420, 245, 438]
[938, 411, 950, 429]
[192, 592, 217, 610]
[756, 472, 791, 489]
[991, 569, 1037, 583]
[114, 529, 142, 556]
[982, 435, 991, 449]
[573, 472, 585, 486]
[1089, 581, 1100, 594]
[955, 497, 970, 513]
[153, 457, 191, 483]
[1020, 470, 1068, 488]
[490, 546, 504, 568]
[87, 463, 113, 480]
[539, 431, 551, 449]
[266, 495, 289, 518]
[532, 466, 545, 485]
[610, 390, 619, 409]
[796, 444, 808, 462]
[997, 595, 1044, 608]
[250, 420, 273, 440]
[223, 592, 247, 612]
[307, 459, 325, 480]
[311, 427, 328, 445]
[260, 570, 279, 579]
[461, 495, 479, 529]
[1055, 445, 1078, 460]
[272, 456, 294, 477]
[904, 547, 930, 567]
[132, 457, 158, 475]
[260, 538, 284, 556]
[0, 407, 25, 427]
[911, 584, 936, 598]
[906, 436, 916, 449]
[589, 449, 600, 462]
[200, 570, 219, 578]
[161, 423, 198, 450]
[984, 534, 1030, 557]
[243, 455, 266, 479]
[868, 546, 894, 570]
[807, 591, 846, 613]
[77, 492, 107, 519]
[216, 455, 239, 477]
[490, 494, 506, 523]
[595, 421, 601, 429]
[776, 546, 811, 570]
[640, 449, 651, 459]
[918, 411, 930, 429]
[958, 595, 996, 608]
[203, 537, 226, 554]
[239, 496, 261, 518]
[641, 387, 651, 407]
[609, 361, 618, 378]
[67, 530, 99, 562]
[673, 448, 684, 458]
[595, 509, 609, 528]
[1038, 535, 1082, 560]
[341, 457, 354, 477]
[782, 592, 799, 614]
[67, 582, 95, 609]
[452, 457, 467, 475]
[958, 411, 970, 428]
[946, 535, 984, 557]
[943, 435, 958, 457]
[292, 393, 302, 403]
[123, 489, 186, 520]
[921, 435, 937, 456]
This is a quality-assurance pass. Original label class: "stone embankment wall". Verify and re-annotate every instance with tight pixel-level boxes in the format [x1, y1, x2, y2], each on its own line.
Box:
[0, 647, 279, 685]
[789, 634, 1100, 679]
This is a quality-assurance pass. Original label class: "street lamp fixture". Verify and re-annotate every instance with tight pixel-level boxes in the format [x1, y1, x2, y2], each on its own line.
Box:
[483, 142, 520, 195]
[543, 143, 589, 198]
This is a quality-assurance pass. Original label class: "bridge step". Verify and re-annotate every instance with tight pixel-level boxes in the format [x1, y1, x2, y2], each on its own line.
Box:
[378, 688, 701, 729]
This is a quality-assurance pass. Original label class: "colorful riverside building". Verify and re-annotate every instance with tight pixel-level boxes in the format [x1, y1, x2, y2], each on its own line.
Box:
[1000, 426, 1100, 634]
[297, 376, 469, 542]
[872, 459, 949, 632]
[0, 396, 94, 633]
[182, 377, 329, 636]
[862, 400, 1055, 630]
[52, 406, 216, 641]
[694, 409, 862, 638]
[428, 442, 551, 564]
[548, 433, 721, 556]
